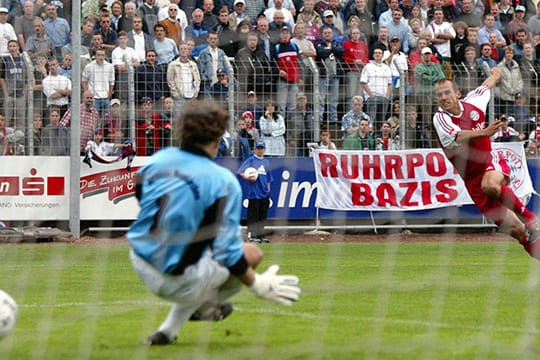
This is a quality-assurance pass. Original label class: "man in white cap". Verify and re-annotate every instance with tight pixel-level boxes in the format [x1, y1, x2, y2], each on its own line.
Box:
[230, 0, 249, 30]
[0, 7, 16, 57]
[413, 46, 445, 122]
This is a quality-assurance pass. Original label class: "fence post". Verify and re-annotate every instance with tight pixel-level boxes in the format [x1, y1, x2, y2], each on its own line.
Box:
[22, 51, 34, 155]
[306, 57, 320, 143]
[399, 70, 406, 150]
[126, 55, 136, 142]
[225, 57, 236, 155]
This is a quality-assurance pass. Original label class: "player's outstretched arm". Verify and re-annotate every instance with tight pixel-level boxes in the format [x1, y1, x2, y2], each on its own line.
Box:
[481, 67, 501, 90]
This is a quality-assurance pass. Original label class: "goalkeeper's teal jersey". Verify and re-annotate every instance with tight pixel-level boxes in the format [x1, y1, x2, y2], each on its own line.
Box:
[127, 147, 245, 275]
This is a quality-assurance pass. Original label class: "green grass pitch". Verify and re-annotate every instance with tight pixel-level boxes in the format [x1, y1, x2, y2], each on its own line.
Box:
[1, 240, 540, 359]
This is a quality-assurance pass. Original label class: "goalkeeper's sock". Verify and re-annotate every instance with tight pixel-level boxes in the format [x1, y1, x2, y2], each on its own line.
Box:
[498, 185, 536, 228]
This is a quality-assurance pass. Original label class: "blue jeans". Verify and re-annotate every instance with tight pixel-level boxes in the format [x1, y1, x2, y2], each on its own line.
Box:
[276, 80, 298, 121]
[319, 77, 339, 123]
[345, 71, 363, 111]
[365, 96, 389, 131]
[94, 98, 110, 119]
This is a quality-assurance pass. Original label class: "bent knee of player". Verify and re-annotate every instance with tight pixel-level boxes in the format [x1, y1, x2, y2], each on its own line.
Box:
[481, 178, 502, 197]
[243, 242, 263, 269]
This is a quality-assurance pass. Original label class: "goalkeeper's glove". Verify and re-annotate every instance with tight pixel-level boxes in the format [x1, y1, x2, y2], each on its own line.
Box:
[250, 265, 300, 306]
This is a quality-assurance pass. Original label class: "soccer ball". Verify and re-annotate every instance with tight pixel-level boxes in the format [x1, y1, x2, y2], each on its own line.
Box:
[244, 167, 258, 180]
[0, 290, 18, 340]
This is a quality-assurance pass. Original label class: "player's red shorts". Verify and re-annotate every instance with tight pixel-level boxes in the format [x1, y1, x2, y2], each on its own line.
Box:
[463, 150, 511, 225]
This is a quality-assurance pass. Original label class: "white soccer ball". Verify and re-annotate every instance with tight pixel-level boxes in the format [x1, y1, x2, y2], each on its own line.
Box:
[244, 167, 258, 180]
[0, 290, 18, 340]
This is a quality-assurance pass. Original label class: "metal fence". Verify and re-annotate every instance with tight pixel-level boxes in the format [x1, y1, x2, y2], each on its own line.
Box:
[2, 50, 539, 158]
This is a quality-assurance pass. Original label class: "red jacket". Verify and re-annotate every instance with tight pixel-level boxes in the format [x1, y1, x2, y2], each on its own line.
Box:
[342, 39, 369, 72]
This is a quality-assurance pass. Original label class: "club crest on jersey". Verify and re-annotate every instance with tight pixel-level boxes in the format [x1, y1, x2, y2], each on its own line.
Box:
[470, 110, 480, 121]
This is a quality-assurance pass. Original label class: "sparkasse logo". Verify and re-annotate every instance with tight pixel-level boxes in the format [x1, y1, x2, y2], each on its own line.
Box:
[0, 168, 65, 196]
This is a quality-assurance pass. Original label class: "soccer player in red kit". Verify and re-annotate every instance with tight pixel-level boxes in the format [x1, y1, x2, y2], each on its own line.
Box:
[433, 67, 540, 260]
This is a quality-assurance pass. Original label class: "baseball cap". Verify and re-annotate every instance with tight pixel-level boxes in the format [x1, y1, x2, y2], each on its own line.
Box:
[515, 92, 522, 98]
[391, 36, 400, 42]
[94, 128, 104, 135]
[515, 5, 526, 12]
[141, 96, 153, 103]
[110, 99, 121, 106]
[280, 26, 290, 33]
[421, 47, 432, 55]
[508, 116, 516, 123]
[323, 9, 334, 17]
[247, 90, 256, 96]
[217, 68, 226, 75]
[0, 7, 8, 13]
[255, 140, 266, 148]
[234, 0, 245, 5]
[242, 111, 254, 119]
[500, 114, 508, 120]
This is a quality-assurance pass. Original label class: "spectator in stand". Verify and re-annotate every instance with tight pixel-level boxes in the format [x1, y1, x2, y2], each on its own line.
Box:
[360, 46, 392, 132]
[96, 14, 118, 56]
[137, 0, 160, 36]
[201, 0, 219, 28]
[118, 2, 138, 33]
[413, 46, 445, 125]
[61, 90, 101, 154]
[153, 23, 179, 65]
[316, 26, 343, 124]
[345, 0, 375, 46]
[82, 48, 115, 118]
[275, 27, 302, 122]
[32, 113, 42, 155]
[491, 114, 525, 142]
[211, 68, 230, 106]
[497, 46, 523, 118]
[513, 93, 535, 134]
[110, 0, 123, 32]
[342, 118, 376, 150]
[476, 43, 497, 69]
[450, 21, 468, 65]
[167, 43, 200, 112]
[185, 9, 210, 57]
[319, 128, 337, 150]
[89, 33, 108, 61]
[256, 18, 275, 61]
[112, 31, 140, 102]
[135, 97, 160, 156]
[526, 117, 540, 157]
[375, 121, 399, 150]
[233, 117, 253, 160]
[370, 26, 390, 58]
[507, 6, 531, 44]
[128, 15, 155, 63]
[478, 14, 506, 47]
[520, 42, 540, 114]
[135, 49, 168, 105]
[378, 0, 402, 29]
[0, 7, 16, 57]
[244, 91, 264, 127]
[214, 8, 237, 57]
[160, 4, 183, 48]
[83, 127, 130, 163]
[527, 2, 540, 38]
[292, 21, 317, 65]
[489, 3, 506, 34]
[511, 29, 528, 62]
[82, 0, 107, 23]
[408, 18, 425, 52]
[244, 0, 266, 22]
[0, 40, 26, 131]
[321, 10, 343, 42]
[229, 0, 249, 31]
[383, 36, 408, 97]
[455, 0, 482, 29]
[241, 110, 259, 149]
[198, 31, 228, 98]
[235, 32, 273, 96]
[395, 104, 430, 149]
[385, 99, 400, 134]
[104, 98, 125, 144]
[235, 19, 251, 50]
[81, 18, 96, 48]
[452, 45, 484, 95]
[40, 108, 70, 156]
[386, 8, 410, 53]
[499, 0, 514, 27]
[32, 56, 48, 118]
[487, 32, 504, 63]
[264, 0, 295, 26]
[269, 11, 290, 41]
[296, 0, 322, 43]
[42, 57, 72, 118]
[44, 3, 70, 61]
[15, 1, 40, 51]
[341, 95, 370, 139]
[158, 1, 188, 31]
[426, 8, 455, 78]
[259, 100, 286, 156]
[342, 26, 369, 110]
[325, 0, 346, 35]
[59, 52, 72, 79]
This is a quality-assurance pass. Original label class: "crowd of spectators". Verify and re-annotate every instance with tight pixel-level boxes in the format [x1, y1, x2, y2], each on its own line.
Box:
[0, 0, 539, 158]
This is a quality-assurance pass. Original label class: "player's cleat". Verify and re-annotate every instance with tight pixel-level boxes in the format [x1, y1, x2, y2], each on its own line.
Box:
[248, 237, 262, 243]
[145, 331, 175, 346]
[189, 302, 233, 321]
[520, 228, 540, 260]
[258, 237, 270, 243]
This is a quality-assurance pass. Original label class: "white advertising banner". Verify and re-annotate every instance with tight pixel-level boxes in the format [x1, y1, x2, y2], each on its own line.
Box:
[0, 157, 70, 220]
[312, 142, 536, 211]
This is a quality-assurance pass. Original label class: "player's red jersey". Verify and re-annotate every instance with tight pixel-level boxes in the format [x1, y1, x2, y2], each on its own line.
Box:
[433, 85, 493, 180]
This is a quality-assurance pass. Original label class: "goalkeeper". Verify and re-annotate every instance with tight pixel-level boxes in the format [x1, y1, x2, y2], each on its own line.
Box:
[127, 99, 301, 346]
